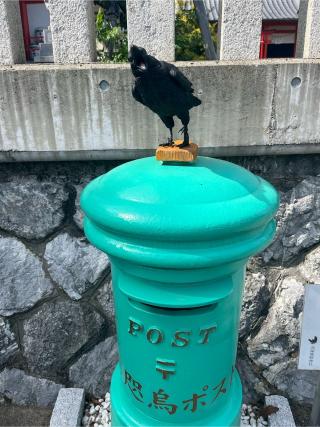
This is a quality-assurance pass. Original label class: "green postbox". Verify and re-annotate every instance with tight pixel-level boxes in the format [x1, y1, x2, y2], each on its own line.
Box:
[81, 156, 278, 427]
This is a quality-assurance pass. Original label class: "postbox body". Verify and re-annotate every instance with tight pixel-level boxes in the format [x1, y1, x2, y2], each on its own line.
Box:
[81, 156, 278, 427]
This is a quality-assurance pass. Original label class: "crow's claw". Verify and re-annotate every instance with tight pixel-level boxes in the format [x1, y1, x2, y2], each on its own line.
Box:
[178, 126, 185, 134]
[176, 142, 190, 149]
[159, 138, 174, 147]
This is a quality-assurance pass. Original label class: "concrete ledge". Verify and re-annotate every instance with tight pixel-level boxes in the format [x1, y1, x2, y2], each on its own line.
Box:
[0, 59, 320, 161]
[50, 388, 85, 427]
[3, 143, 320, 162]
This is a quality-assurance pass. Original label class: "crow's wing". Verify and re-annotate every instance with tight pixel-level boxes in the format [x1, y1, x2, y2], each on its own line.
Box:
[132, 84, 146, 106]
[164, 62, 194, 93]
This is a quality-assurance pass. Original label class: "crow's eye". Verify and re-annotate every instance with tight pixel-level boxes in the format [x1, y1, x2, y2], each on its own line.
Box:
[138, 62, 146, 70]
[128, 55, 133, 62]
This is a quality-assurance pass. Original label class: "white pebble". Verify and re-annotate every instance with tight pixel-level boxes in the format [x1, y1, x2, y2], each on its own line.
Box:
[250, 417, 257, 427]
[83, 393, 112, 427]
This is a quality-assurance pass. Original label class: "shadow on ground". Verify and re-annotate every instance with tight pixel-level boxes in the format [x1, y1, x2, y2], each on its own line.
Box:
[0, 404, 51, 426]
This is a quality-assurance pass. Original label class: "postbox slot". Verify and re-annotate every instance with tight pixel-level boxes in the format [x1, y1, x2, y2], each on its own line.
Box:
[118, 270, 236, 308]
[128, 297, 217, 315]
[143, 302, 216, 312]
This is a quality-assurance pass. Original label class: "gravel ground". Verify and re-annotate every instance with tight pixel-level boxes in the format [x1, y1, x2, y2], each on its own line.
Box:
[82, 394, 268, 427]
[82, 392, 111, 427]
[241, 403, 268, 427]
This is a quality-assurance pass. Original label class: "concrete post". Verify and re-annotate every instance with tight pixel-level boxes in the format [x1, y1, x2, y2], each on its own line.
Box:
[50, 388, 85, 427]
[47, 0, 96, 64]
[127, 0, 175, 61]
[218, 0, 262, 60]
[296, 0, 320, 58]
[0, 0, 25, 65]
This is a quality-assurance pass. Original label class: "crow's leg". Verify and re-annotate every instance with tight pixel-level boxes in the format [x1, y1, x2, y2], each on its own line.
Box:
[158, 116, 175, 146]
[176, 112, 190, 148]
[177, 126, 189, 148]
[159, 127, 174, 147]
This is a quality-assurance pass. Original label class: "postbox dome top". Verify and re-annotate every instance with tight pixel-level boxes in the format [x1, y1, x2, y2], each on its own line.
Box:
[81, 156, 278, 269]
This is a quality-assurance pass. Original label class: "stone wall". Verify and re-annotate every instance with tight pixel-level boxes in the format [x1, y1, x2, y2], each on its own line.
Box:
[0, 155, 319, 411]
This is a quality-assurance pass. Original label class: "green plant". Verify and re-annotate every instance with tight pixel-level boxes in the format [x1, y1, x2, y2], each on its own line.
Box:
[96, 7, 128, 63]
[175, 3, 217, 61]
[96, 2, 216, 63]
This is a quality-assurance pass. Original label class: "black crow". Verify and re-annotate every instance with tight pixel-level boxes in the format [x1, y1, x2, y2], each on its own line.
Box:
[128, 45, 201, 148]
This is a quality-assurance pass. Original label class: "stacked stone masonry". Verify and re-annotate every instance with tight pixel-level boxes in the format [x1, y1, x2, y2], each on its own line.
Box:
[0, 156, 319, 414]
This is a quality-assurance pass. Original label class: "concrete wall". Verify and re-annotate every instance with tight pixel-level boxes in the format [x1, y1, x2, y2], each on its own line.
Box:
[0, 59, 320, 161]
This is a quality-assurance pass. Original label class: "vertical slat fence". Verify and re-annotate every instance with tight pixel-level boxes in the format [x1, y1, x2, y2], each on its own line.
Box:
[47, 0, 96, 64]
[2, 0, 320, 65]
[296, 0, 320, 59]
[218, 0, 262, 60]
[126, 0, 175, 61]
[0, 0, 25, 65]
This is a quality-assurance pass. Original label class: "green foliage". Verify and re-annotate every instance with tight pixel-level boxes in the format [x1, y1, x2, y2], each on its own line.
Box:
[96, 8, 128, 63]
[96, 1, 217, 63]
[175, 4, 217, 61]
